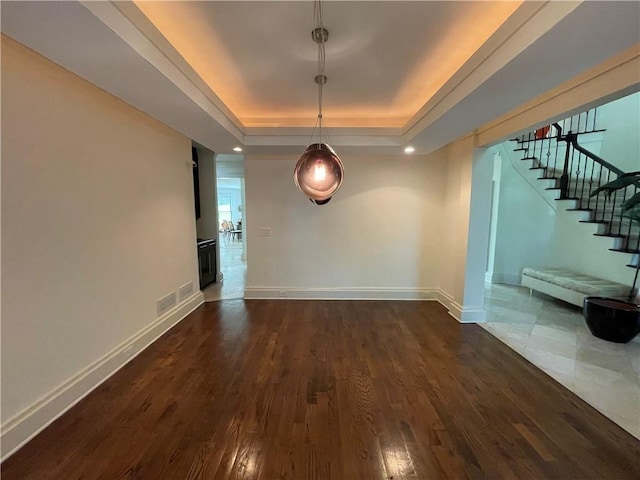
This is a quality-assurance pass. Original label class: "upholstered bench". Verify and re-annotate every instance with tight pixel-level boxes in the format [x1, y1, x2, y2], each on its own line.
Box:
[521, 267, 630, 307]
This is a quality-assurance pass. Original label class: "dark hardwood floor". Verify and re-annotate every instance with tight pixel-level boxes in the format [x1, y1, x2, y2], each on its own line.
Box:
[3, 300, 639, 479]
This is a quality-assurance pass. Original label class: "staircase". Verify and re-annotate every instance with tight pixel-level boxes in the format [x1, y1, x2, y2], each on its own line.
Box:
[512, 108, 640, 271]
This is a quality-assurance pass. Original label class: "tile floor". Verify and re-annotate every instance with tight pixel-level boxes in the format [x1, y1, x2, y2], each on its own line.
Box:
[481, 283, 640, 439]
[202, 239, 246, 301]
[203, 252, 640, 439]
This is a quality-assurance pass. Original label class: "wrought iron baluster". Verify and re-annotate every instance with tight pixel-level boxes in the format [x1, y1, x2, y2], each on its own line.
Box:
[569, 138, 578, 198]
[587, 156, 596, 210]
[584, 109, 590, 135]
[560, 134, 571, 199]
[631, 186, 640, 252]
[612, 185, 624, 236]
[516, 111, 639, 258]
[552, 123, 561, 174]
[578, 151, 587, 206]
[594, 164, 604, 221]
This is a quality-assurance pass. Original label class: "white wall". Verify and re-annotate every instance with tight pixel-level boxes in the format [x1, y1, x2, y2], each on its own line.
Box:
[434, 138, 497, 322]
[491, 144, 556, 285]
[437, 138, 473, 314]
[460, 147, 494, 322]
[486, 91, 639, 289]
[598, 91, 640, 173]
[216, 154, 245, 178]
[244, 153, 444, 298]
[1, 36, 201, 457]
[551, 208, 636, 286]
[486, 152, 502, 280]
[217, 179, 242, 225]
[216, 154, 247, 259]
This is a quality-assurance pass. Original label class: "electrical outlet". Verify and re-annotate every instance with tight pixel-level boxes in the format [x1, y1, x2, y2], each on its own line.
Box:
[279, 290, 288, 297]
[260, 227, 272, 236]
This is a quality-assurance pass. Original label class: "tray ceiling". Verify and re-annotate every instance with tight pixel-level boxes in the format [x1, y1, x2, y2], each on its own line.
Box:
[2, 1, 638, 154]
[134, 1, 521, 128]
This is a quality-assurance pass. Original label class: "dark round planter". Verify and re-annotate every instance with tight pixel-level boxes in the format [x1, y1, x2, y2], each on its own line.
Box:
[583, 297, 640, 343]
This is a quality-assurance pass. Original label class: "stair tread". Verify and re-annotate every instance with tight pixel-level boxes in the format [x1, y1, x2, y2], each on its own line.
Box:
[523, 133, 637, 263]
[610, 248, 640, 254]
[547, 191, 589, 197]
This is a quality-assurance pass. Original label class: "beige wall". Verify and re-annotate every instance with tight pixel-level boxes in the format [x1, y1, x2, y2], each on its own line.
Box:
[1, 36, 201, 456]
[437, 138, 474, 311]
[243, 47, 639, 310]
[244, 153, 445, 298]
[242, 142, 483, 321]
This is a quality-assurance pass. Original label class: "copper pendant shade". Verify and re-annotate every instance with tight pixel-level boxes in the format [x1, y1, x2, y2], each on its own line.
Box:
[294, 1, 344, 205]
[294, 143, 344, 205]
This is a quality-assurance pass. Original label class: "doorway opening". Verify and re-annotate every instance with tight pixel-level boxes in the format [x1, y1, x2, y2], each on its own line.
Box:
[203, 154, 246, 301]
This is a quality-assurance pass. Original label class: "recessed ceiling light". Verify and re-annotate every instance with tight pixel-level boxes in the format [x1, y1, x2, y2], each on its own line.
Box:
[233, 146, 243, 152]
[404, 146, 415, 154]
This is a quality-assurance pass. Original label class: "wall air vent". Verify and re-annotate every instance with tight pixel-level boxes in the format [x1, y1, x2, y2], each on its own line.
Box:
[156, 291, 177, 317]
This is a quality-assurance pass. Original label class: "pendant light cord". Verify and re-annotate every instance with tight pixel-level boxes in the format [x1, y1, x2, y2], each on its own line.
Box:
[315, 0, 325, 142]
[295, 0, 343, 204]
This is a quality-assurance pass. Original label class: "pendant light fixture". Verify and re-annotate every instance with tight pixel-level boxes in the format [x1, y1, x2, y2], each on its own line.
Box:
[294, 0, 344, 206]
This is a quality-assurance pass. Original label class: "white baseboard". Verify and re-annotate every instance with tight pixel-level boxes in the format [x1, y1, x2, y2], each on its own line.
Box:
[490, 272, 522, 285]
[460, 308, 487, 323]
[435, 290, 463, 321]
[435, 290, 486, 323]
[0, 292, 204, 461]
[244, 287, 486, 323]
[244, 287, 439, 301]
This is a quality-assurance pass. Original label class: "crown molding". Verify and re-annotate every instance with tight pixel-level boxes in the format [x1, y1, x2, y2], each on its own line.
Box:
[83, 0, 245, 138]
[475, 44, 640, 147]
[403, 1, 581, 140]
